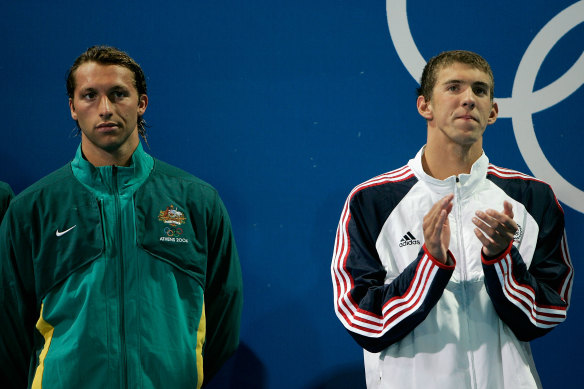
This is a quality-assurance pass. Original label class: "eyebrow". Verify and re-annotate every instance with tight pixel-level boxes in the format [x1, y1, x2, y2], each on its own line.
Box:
[78, 85, 129, 93]
[443, 79, 490, 88]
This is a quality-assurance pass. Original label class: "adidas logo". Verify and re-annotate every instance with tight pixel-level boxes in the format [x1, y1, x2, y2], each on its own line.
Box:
[399, 232, 421, 247]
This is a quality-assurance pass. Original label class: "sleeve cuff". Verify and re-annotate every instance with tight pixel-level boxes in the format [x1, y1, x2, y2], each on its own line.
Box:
[481, 241, 513, 265]
[423, 244, 456, 269]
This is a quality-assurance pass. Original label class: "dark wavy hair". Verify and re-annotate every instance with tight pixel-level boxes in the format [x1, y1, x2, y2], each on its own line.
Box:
[417, 50, 494, 102]
[67, 45, 149, 140]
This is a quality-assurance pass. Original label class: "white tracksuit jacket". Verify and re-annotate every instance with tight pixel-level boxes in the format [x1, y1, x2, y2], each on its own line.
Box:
[331, 147, 573, 389]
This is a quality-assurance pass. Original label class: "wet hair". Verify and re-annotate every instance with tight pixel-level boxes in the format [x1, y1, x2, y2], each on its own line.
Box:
[417, 50, 494, 101]
[66, 45, 149, 139]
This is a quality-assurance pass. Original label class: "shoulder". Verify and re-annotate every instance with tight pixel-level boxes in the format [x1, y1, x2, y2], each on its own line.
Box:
[11, 165, 78, 205]
[146, 159, 220, 201]
[0, 181, 14, 199]
[348, 165, 417, 204]
[486, 164, 562, 212]
[486, 164, 556, 195]
[5, 164, 93, 224]
[342, 165, 418, 228]
[152, 159, 215, 186]
[337, 165, 419, 242]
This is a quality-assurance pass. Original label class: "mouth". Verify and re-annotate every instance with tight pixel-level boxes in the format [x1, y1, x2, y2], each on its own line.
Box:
[456, 114, 478, 122]
[96, 122, 119, 132]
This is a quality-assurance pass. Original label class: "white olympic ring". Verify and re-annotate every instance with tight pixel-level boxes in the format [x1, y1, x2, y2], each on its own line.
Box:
[386, 0, 584, 213]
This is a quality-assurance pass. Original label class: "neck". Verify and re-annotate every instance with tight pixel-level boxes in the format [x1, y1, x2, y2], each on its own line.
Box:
[422, 141, 482, 180]
[81, 138, 139, 167]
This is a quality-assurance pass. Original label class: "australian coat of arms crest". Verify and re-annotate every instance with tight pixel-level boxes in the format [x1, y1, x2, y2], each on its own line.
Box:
[158, 205, 187, 226]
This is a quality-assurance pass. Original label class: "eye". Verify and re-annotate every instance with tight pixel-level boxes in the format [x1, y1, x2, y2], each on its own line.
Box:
[81, 91, 97, 100]
[110, 90, 129, 101]
[447, 84, 459, 92]
[473, 86, 488, 96]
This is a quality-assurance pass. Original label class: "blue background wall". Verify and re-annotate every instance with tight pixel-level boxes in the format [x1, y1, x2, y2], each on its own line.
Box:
[1, 1, 582, 388]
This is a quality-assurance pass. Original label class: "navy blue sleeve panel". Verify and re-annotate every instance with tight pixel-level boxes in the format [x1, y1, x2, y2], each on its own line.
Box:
[0, 203, 36, 388]
[483, 167, 573, 341]
[332, 167, 455, 353]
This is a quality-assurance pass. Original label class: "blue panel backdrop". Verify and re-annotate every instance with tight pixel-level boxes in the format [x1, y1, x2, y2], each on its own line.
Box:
[1, 1, 581, 388]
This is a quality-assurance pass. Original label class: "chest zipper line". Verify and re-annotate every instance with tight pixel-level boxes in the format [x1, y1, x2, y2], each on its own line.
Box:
[113, 166, 128, 389]
[455, 177, 477, 389]
[96, 198, 113, 380]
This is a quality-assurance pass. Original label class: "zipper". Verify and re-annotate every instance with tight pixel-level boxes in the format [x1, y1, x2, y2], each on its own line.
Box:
[113, 166, 128, 389]
[455, 176, 477, 389]
[455, 177, 467, 280]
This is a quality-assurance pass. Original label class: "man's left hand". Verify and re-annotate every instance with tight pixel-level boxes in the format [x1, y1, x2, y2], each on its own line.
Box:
[472, 201, 518, 258]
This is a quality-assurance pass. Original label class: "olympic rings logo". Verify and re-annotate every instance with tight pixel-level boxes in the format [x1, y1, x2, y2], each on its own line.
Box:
[387, 0, 584, 213]
[164, 227, 184, 237]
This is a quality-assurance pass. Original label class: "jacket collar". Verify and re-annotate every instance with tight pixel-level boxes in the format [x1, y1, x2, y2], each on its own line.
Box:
[408, 146, 489, 196]
[71, 142, 154, 197]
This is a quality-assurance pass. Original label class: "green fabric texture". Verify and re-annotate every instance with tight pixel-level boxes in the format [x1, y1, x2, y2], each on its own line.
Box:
[0, 143, 243, 388]
[0, 181, 14, 223]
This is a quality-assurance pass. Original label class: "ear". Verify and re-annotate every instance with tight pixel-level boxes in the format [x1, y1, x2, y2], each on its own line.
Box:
[138, 94, 148, 116]
[69, 98, 77, 120]
[487, 101, 499, 125]
[417, 95, 433, 121]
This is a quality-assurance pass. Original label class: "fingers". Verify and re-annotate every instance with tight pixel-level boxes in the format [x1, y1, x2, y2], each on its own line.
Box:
[472, 214, 515, 241]
[503, 200, 514, 218]
[423, 194, 453, 263]
[423, 195, 453, 236]
[442, 193, 454, 213]
[475, 208, 518, 236]
[473, 225, 493, 247]
[434, 209, 448, 240]
[422, 199, 517, 259]
[430, 194, 454, 219]
[473, 202, 518, 257]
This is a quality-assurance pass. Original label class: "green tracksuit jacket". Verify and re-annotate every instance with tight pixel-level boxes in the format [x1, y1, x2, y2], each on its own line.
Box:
[0, 144, 243, 388]
[0, 181, 14, 222]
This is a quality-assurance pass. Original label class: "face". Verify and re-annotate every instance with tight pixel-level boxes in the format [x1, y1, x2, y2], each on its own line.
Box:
[417, 62, 498, 148]
[69, 62, 148, 159]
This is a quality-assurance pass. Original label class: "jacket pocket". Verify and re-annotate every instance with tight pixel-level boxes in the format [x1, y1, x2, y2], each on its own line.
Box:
[34, 198, 104, 300]
[136, 201, 206, 288]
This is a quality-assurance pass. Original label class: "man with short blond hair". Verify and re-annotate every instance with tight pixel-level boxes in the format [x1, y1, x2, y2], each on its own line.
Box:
[332, 50, 573, 388]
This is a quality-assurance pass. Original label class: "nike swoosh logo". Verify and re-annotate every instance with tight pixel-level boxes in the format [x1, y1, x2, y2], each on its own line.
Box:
[56, 225, 77, 237]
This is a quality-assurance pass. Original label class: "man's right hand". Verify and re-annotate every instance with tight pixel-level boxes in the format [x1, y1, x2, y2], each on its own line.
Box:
[422, 194, 454, 264]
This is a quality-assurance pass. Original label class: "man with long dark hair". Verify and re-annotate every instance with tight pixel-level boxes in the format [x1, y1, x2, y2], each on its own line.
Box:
[0, 46, 243, 389]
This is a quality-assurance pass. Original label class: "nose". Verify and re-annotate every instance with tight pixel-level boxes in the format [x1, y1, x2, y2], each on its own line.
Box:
[461, 88, 476, 109]
[99, 95, 112, 118]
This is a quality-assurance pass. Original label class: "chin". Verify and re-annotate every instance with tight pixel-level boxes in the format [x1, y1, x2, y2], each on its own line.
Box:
[90, 137, 124, 152]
